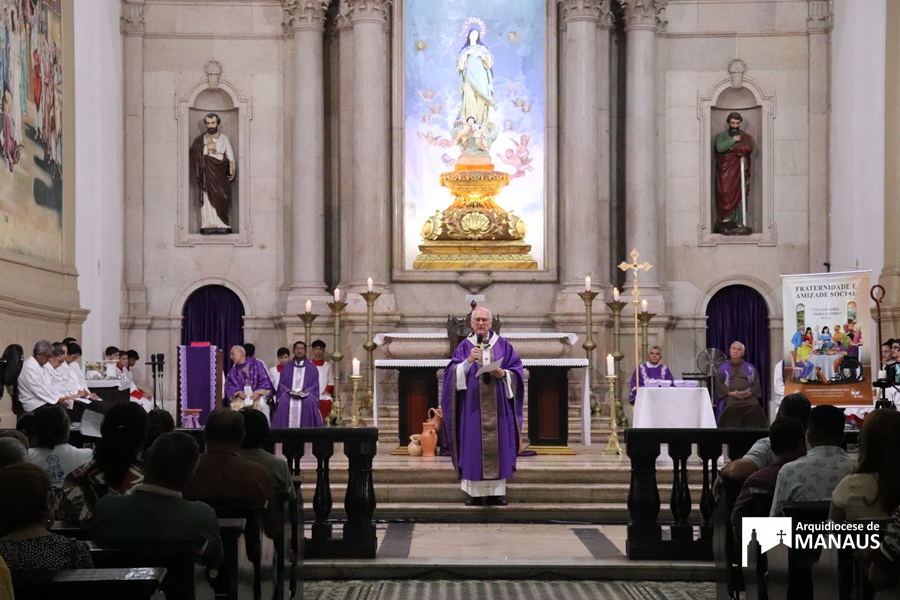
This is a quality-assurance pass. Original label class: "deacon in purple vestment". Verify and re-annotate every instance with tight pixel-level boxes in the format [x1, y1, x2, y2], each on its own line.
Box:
[629, 346, 676, 403]
[440, 306, 525, 506]
[224, 346, 275, 407]
[273, 341, 322, 427]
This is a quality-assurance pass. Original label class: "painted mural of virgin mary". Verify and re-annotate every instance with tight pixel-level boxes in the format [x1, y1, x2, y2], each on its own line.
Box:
[456, 18, 494, 128]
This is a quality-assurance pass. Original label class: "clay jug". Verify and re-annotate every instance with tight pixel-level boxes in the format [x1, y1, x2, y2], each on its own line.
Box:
[420, 425, 438, 457]
[427, 407, 443, 433]
[408, 434, 423, 457]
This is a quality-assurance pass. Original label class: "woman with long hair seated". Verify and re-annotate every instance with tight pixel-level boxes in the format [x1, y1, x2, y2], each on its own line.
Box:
[58, 402, 148, 526]
[0, 463, 93, 570]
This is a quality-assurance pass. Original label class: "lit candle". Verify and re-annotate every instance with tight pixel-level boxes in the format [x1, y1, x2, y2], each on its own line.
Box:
[641, 299, 648, 313]
[305, 300, 312, 314]
[607, 354, 615, 375]
[352, 358, 360, 377]
[585, 276, 592, 292]
[367, 277, 374, 292]
[334, 288, 341, 303]
[613, 287, 619, 302]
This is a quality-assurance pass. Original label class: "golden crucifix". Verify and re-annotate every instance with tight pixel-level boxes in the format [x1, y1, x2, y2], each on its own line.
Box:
[618, 248, 653, 397]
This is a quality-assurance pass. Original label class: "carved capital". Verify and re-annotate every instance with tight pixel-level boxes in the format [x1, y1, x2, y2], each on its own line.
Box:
[120, 1, 144, 35]
[282, 0, 330, 33]
[728, 59, 746, 89]
[621, 0, 668, 30]
[808, 0, 833, 31]
[335, 0, 353, 31]
[599, 0, 615, 29]
[347, 0, 391, 25]
[558, 0, 604, 23]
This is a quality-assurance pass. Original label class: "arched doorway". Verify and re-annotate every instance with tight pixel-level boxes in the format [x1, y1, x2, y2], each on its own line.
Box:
[706, 284, 770, 412]
[181, 284, 244, 375]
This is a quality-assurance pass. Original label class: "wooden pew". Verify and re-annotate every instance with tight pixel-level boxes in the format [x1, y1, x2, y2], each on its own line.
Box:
[88, 539, 208, 600]
[215, 517, 248, 600]
[205, 501, 266, 600]
[12, 567, 166, 600]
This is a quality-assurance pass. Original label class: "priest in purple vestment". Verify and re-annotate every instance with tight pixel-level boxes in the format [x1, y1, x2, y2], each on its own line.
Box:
[224, 346, 275, 420]
[628, 346, 676, 404]
[714, 341, 767, 428]
[273, 341, 322, 427]
[440, 306, 525, 507]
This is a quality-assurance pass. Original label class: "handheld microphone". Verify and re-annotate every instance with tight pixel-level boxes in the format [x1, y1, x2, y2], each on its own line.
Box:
[476, 335, 490, 384]
[157, 353, 165, 374]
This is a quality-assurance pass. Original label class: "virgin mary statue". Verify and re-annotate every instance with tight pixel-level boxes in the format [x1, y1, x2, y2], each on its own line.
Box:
[457, 23, 494, 128]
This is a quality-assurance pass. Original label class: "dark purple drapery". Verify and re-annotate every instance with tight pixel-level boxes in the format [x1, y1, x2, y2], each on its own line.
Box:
[181, 284, 244, 376]
[706, 285, 771, 415]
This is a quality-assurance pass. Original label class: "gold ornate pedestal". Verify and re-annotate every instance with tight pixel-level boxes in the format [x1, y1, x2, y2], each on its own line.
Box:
[414, 162, 537, 270]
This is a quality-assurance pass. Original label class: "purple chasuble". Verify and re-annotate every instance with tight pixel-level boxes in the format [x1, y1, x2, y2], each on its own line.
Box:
[273, 359, 321, 427]
[440, 333, 525, 483]
[224, 358, 274, 400]
[629, 362, 676, 402]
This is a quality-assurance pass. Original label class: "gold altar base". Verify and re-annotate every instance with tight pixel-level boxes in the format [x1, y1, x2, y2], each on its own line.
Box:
[414, 239, 537, 270]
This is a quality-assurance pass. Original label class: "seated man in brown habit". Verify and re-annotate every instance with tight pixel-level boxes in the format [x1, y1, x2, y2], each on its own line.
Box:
[714, 341, 767, 428]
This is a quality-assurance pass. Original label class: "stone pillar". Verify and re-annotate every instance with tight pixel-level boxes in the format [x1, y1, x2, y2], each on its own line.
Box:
[807, 0, 831, 273]
[558, 0, 604, 290]
[347, 0, 391, 289]
[883, 0, 900, 327]
[284, 1, 331, 312]
[622, 0, 667, 292]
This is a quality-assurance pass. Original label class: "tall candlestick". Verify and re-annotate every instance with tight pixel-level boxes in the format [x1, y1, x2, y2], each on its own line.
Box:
[305, 300, 312, 314]
[577, 290, 599, 419]
[361, 290, 382, 417]
[352, 358, 360, 377]
[585, 276, 592, 292]
[606, 354, 614, 375]
[327, 298, 348, 425]
[367, 277, 374, 292]
[334, 288, 341, 303]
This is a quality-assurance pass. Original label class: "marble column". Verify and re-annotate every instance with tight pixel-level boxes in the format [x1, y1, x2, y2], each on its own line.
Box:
[559, 0, 604, 289]
[807, 1, 831, 272]
[882, 0, 900, 327]
[284, 1, 331, 312]
[347, 0, 391, 290]
[622, 0, 666, 291]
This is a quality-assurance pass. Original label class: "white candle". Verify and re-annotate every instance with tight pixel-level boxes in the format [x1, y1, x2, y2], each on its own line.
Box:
[352, 358, 360, 376]
[585, 276, 591, 292]
[334, 288, 341, 303]
[641, 299, 648, 313]
[613, 287, 619, 302]
[607, 354, 615, 374]
[367, 277, 374, 292]
[305, 300, 312, 314]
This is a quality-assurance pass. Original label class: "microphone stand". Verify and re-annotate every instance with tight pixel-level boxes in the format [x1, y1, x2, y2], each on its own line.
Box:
[145, 354, 166, 411]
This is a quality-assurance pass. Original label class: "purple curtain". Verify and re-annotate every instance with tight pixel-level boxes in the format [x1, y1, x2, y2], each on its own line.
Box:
[706, 285, 770, 414]
[181, 285, 244, 376]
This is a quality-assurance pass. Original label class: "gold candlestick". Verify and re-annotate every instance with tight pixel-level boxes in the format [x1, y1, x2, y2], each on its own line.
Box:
[637, 311, 655, 362]
[327, 300, 348, 424]
[577, 290, 599, 415]
[299, 312, 318, 347]
[606, 299, 628, 427]
[602, 374, 622, 455]
[618, 248, 653, 398]
[360, 291, 381, 411]
[350, 374, 364, 428]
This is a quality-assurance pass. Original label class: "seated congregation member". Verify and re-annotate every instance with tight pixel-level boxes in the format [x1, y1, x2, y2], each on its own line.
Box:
[92, 432, 224, 568]
[0, 437, 27, 469]
[0, 463, 93, 570]
[183, 408, 280, 539]
[17, 339, 69, 413]
[26, 404, 92, 489]
[770, 404, 856, 517]
[715, 341, 767, 427]
[274, 341, 321, 427]
[142, 408, 176, 453]
[719, 393, 812, 485]
[628, 345, 675, 404]
[59, 402, 148, 525]
[239, 407, 297, 503]
[868, 504, 900, 591]
[267, 347, 291, 391]
[829, 408, 900, 522]
[225, 345, 274, 420]
[731, 417, 806, 528]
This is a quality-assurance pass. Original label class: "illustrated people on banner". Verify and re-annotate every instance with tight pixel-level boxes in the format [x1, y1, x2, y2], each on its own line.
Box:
[457, 19, 494, 133]
[190, 113, 235, 234]
[714, 112, 754, 235]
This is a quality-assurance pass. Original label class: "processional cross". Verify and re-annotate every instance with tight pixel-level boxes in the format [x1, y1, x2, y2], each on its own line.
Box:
[618, 248, 653, 395]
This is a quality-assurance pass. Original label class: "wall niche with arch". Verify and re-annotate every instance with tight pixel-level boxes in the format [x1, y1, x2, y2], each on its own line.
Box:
[698, 61, 775, 247]
[176, 62, 253, 247]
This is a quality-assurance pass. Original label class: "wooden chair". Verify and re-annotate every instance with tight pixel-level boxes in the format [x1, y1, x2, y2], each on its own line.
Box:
[12, 567, 166, 600]
[88, 539, 207, 600]
[446, 300, 501, 357]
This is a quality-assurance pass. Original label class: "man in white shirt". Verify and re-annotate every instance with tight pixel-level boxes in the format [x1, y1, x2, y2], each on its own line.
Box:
[64, 342, 99, 400]
[17, 339, 69, 413]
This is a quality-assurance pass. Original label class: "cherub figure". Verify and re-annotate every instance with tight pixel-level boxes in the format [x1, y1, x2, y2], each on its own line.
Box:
[496, 148, 534, 178]
[456, 117, 489, 154]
